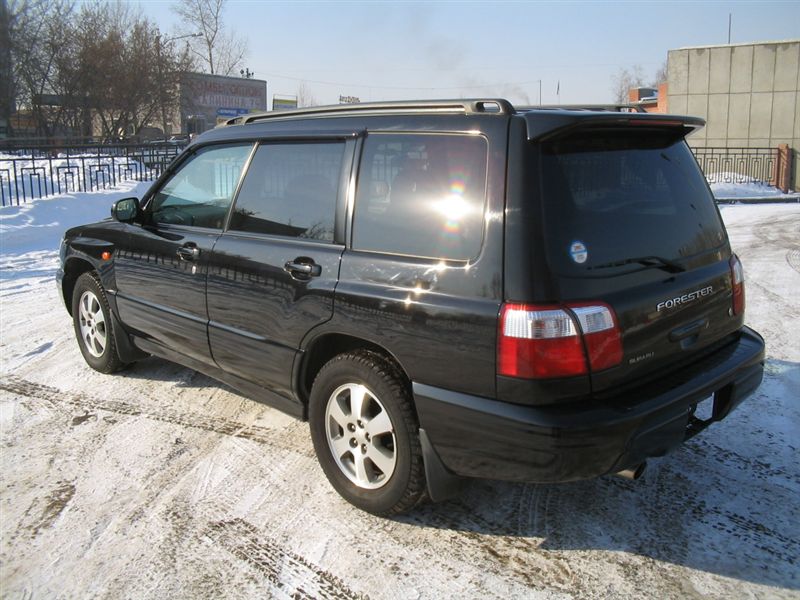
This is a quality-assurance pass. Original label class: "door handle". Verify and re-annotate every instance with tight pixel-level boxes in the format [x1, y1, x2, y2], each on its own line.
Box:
[669, 318, 709, 342]
[176, 245, 200, 261]
[284, 260, 322, 278]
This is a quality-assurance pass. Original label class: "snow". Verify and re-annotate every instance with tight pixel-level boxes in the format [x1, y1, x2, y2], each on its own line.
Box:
[707, 172, 798, 200]
[0, 181, 149, 256]
[0, 154, 152, 207]
[0, 188, 799, 598]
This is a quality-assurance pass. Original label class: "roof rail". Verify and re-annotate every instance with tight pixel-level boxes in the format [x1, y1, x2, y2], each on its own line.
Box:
[222, 99, 515, 126]
[517, 104, 646, 113]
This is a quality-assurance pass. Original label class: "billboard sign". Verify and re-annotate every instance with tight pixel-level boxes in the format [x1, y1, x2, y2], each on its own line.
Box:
[180, 72, 267, 132]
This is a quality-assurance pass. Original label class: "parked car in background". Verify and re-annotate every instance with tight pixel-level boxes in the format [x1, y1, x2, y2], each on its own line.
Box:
[57, 99, 765, 515]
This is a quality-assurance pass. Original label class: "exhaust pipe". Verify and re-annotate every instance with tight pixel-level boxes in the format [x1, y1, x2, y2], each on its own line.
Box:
[616, 462, 647, 481]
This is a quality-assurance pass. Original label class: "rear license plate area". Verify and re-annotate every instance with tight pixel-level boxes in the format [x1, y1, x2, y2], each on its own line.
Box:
[686, 395, 715, 438]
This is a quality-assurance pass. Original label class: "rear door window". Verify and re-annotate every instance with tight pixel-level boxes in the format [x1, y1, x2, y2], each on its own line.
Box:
[353, 133, 488, 261]
[540, 133, 726, 274]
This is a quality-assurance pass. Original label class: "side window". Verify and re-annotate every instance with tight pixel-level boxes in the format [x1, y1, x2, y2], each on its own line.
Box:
[353, 134, 488, 260]
[150, 144, 252, 229]
[229, 142, 345, 242]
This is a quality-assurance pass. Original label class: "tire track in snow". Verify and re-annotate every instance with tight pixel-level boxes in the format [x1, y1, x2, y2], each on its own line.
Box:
[685, 437, 800, 486]
[787, 249, 800, 274]
[0, 375, 313, 458]
[1, 376, 366, 599]
[205, 518, 368, 600]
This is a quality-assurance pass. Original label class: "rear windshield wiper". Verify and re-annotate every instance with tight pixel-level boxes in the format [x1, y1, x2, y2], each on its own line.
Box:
[589, 255, 686, 273]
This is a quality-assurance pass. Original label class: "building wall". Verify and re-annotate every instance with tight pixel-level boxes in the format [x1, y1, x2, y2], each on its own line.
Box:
[667, 40, 800, 190]
[629, 83, 669, 113]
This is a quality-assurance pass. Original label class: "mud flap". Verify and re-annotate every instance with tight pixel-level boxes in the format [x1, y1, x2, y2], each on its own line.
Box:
[420, 428, 466, 502]
[110, 309, 149, 363]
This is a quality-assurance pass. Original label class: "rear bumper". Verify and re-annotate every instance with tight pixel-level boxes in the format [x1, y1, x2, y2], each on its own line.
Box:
[414, 327, 765, 482]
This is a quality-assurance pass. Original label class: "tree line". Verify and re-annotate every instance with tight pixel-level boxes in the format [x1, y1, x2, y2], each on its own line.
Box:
[1, 0, 247, 141]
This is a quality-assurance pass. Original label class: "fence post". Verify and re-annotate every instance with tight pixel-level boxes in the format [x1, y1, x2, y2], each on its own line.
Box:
[775, 144, 791, 193]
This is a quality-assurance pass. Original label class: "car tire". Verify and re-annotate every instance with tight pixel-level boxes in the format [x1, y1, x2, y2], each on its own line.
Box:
[72, 271, 126, 374]
[309, 350, 426, 516]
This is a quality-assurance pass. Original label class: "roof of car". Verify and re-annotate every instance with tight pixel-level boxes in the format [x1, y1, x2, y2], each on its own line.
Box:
[221, 99, 515, 126]
[190, 99, 704, 148]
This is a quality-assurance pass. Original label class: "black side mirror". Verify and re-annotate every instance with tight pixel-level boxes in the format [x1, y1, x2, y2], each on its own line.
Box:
[111, 197, 140, 223]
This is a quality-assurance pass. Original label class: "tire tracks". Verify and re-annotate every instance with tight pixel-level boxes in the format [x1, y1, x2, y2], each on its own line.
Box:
[0, 376, 366, 599]
[787, 249, 800, 274]
[205, 518, 368, 600]
[685, 437, 800, 485]
[0, 375, 313, 458]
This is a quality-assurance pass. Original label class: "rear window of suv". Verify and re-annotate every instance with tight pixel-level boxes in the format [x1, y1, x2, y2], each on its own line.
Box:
[353, 133, 488, 261]
[539, 131, 726, 274]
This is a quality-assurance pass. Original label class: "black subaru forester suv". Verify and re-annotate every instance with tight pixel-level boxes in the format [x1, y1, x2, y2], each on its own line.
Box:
[58, 100, 765, 515]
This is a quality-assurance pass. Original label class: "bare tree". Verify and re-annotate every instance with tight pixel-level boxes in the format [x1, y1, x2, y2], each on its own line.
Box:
[172, 0, 246, 76]
[7, 0, 77, 137]
[6, 0, 189, 140]
[653, 60, 668, 86]
[0, 0, 12, 135]
[611, 65, 646, 104]
[297, 82, 317, 108]
[610, 61, 670, 104]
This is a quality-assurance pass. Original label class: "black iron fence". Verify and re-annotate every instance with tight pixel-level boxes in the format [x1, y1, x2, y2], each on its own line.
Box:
[0, 141, 789, 207]
[0, 141, 186, 207]
[690, 147, 779, 187]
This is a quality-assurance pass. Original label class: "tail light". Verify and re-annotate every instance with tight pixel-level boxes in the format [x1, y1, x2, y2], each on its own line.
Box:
[498, 302, 623, 379]
[570, 303, 623, 371]
[730, 254, 745, 316]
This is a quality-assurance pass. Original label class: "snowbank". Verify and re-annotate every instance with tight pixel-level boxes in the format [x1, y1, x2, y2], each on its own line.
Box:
[705, 171, 799, 201]
[0, 153, 155, 206]
[0, 180, 151, 257]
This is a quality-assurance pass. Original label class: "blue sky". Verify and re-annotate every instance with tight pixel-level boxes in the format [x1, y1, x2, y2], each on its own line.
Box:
[131, 0, 800, 105]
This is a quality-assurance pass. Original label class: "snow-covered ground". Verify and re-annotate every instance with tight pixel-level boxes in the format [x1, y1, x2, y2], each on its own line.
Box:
[707, 172, 800, 200]
[0, 186, 798, 599]
[0, 154, 153, 206]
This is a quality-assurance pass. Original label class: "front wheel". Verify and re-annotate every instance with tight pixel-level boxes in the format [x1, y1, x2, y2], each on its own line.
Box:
[309, 351, 426, 515]
[71, 272, 126, 373]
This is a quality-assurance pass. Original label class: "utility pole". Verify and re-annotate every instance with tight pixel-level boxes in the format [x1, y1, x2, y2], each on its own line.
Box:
[728, 14, 732, 44]
[538, 80, 542, 105]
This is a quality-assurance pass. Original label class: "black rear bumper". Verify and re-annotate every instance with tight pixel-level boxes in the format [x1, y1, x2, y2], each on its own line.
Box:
[414, 327, 765, 483]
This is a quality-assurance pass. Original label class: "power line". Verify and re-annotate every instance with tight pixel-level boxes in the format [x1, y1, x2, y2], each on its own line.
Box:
[258, 72, 546, 91]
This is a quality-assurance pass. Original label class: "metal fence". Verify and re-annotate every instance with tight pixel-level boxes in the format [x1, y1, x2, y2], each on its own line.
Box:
[0, 141, 186, 207]
[0, 141, 787, 207]
[690, 147, 779, 186]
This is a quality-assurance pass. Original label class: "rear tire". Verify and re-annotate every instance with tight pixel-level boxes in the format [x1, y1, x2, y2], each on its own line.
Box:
[309, 351, 426, 516]
[71, 271, 126, 374]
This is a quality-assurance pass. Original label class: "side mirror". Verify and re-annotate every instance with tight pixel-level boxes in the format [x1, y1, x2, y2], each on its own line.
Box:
[111, 197, 140, 223]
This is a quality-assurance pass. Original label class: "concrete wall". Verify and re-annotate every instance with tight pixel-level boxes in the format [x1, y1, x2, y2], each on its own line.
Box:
[667, 40, 800, 190]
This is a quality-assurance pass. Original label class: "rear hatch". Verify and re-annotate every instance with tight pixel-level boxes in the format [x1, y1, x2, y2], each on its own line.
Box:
[534, 120, 741, 394]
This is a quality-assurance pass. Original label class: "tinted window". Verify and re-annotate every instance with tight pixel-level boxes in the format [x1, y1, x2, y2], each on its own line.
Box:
[540, 135, 726, 274]
[151, 144, 252, 228]
[229, 142, 345, 241]
[353, 134, 488, 260]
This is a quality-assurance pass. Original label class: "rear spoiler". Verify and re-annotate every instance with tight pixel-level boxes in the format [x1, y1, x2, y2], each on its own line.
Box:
[521, 111, 705, 141]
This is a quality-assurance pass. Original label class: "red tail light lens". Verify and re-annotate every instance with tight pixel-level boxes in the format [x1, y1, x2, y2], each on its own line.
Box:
[730, 254, 745, 316]
[498, 302, 623, 379]
[569, 303, 623, 371]
[498, 304, 587, 378]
